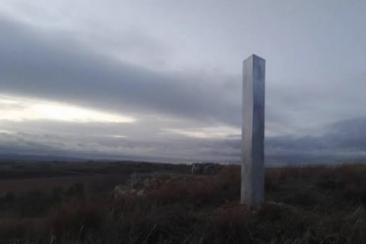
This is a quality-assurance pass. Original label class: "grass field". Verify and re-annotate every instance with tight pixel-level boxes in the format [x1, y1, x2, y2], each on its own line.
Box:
[0, 161, 365, 243]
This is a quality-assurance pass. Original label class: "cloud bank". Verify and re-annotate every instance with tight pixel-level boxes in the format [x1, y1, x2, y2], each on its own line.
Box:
[0, 1, 365, 164]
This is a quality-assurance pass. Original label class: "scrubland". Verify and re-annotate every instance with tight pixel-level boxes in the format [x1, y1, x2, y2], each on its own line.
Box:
[0, 161, 365, 243]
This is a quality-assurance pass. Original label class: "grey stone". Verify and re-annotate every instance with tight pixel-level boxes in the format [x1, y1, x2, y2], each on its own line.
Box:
[191, 163, 221, 175]
[241, 55, 265, 207]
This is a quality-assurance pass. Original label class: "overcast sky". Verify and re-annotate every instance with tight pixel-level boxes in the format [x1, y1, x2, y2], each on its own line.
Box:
[0, 0, 365, 164]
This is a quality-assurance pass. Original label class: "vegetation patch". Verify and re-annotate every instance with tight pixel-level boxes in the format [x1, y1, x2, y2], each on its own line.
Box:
[0, 161, 365, 243]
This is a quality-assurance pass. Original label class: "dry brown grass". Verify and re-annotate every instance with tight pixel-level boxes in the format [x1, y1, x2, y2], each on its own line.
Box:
[0, 163, 365, 243]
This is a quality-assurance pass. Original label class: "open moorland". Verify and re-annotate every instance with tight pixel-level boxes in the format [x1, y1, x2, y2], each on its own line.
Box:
[0, 161, 365, 244]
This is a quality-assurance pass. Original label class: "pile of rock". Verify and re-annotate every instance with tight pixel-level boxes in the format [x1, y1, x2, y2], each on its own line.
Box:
[191, 163, 221, 175]
[113, 173, 172, 199]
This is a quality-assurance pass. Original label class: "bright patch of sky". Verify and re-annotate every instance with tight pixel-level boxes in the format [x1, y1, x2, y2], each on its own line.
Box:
[0, 95, 135, 123]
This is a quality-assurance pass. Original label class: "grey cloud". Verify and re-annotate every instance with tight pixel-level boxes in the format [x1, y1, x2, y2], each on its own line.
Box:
[1, 117, 366, 164]
[266, 118, 366, 164]
[1, 1, 366, 164]
[0, 16, 240, 126]
[0, 129, 238, 162]
[325, 118, 366, 151]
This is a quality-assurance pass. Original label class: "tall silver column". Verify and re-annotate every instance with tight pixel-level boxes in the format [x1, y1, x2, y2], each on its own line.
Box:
[241, 55, 265, 207]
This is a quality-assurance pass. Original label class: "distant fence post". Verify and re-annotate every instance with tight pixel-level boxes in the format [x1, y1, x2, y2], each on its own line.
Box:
[241, 55, 265, 207]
